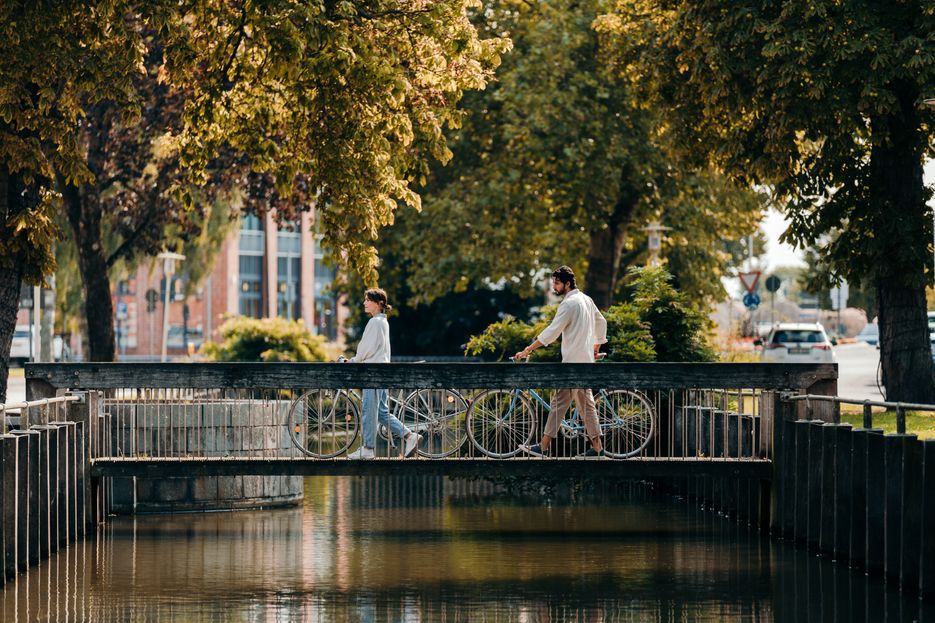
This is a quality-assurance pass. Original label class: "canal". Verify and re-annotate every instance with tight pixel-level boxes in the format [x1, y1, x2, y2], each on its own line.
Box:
[2, 476, 931, 622]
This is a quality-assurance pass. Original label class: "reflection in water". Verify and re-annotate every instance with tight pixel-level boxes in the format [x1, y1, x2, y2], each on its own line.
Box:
[2, 476, 931, 622]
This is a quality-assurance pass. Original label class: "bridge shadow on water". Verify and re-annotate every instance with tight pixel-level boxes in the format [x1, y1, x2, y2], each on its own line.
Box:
[2, 475, 932, 622]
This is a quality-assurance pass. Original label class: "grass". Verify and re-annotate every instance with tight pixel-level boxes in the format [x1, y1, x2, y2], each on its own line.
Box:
[839, 406, 935, 439]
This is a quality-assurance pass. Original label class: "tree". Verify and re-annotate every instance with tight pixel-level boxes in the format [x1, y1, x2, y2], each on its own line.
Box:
[1, 1, 505, 387]
[597, 0, 935, 400]
[385, 0, 765, 309]
[0, 2, 146, 400]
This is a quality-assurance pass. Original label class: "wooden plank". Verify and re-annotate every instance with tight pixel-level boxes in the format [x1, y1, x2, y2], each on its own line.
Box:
[89, 457, 773, 479]
[819, 422, 836, 554]
[865, 430, 886, 574]
[806, 421, 824, 549]
[920, 440, 935, 598]
[26, 362, 837, 391]
[884, 434, 914, 584]
[833, 424, 853, 561]
[900, 437, 923, 593]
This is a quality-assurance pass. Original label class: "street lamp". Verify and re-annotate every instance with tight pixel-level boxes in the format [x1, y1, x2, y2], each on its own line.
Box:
[642, 221, 672, 266]
[157, 251, 186, 362]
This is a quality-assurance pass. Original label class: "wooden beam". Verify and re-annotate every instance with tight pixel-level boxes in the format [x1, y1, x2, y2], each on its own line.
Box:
[26, 362, 837, 391]
[89, 457, 772, 479]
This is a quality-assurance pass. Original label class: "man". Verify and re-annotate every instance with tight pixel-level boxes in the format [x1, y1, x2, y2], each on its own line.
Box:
[515, 265, 607, 457]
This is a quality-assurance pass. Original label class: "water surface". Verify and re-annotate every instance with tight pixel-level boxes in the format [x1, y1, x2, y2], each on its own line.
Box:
[2, 477, 930, 622]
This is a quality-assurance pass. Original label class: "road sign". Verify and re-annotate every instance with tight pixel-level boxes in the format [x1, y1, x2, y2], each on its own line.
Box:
[743, 292, 761, 309]
[765, 275, 781, 293]
[738, 271, 761, 295]
[116, 301, 128, 321]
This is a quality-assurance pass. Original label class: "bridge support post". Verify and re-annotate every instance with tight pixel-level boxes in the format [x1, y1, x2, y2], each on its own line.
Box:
[900, 437, 924, 592]
[832, 424, 853, 562]
[865, 429, 886, 574]
[920, 440, 935, 597]
[883, 433, 915, 585]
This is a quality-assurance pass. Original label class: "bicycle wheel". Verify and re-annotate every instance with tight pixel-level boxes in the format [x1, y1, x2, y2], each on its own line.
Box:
[288, 389, 359, 458]
[596, 390, 655, 459]
[465, 389, 536, 458]
[404, 389, 468, 458]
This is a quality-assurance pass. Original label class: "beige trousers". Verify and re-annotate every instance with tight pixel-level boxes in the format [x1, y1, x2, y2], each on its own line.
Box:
[544, 388, 600, 440]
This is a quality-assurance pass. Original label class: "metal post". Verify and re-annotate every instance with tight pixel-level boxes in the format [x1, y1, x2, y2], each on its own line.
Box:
[158, 252, 185, 363]
[32, 285, 40, 362]
[161, 270, 171, 362]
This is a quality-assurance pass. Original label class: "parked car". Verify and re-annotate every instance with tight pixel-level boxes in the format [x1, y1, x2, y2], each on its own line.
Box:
[757, 323, 836, 363]
[10, 325, 31, 365]
[856, 322, 879, 346]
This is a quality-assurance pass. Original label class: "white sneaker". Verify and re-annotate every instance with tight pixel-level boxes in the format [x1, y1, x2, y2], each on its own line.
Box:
[403, 434, 423, 458]
[347, 446, 375, 460]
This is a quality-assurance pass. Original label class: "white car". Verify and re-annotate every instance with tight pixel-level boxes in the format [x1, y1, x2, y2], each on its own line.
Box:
[759, 323, 836, 363]
[10, 325, 31, 365]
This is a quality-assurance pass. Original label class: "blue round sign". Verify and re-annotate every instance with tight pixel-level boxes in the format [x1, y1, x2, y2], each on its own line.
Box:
[743, 292, 761, 309]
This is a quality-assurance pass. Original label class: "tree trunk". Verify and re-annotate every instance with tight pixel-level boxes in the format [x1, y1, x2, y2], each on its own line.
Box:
[0, 166, 28, 402]
[585, 224, 628, 309]
[63, 183, 116, 362]
[871, 82, 935, 402]
[584, 169, 640, 309]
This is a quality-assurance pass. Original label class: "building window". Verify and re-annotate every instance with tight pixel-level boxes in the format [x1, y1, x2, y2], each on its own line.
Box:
[239, 214, 266, 318]
[277, 225, 302, 321]
[314, 256, 337, 341]
[239, 255, 263, 318]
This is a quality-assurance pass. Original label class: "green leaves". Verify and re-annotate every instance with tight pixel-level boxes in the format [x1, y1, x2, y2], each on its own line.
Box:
[202, 316, 329, 362]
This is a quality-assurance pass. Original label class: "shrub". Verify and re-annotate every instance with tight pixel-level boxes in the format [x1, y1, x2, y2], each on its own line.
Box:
[464, 307, 561, 362]
[465, 303, 656, 362]
[202, 316, 329, 362]
[629, 265, 716, 362]
[602, 303, 656, 362]
[464, 266, 715, 362]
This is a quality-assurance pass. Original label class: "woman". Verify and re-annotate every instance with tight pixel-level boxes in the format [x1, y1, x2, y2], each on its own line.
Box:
[346, 288, 422, 459]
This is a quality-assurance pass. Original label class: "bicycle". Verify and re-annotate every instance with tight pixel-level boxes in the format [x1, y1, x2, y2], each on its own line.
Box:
[288, 385, 468, 459]
[463, 357, 655, 459]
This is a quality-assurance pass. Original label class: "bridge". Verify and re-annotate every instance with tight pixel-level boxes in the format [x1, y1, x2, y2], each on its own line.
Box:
[10, 360, 935, 599]
[21, 361, 837, 482]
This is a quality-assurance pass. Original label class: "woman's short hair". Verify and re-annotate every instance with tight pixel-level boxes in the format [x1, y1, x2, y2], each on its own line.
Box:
[551, 265, 576, 289]
[365, 288, 392, 312]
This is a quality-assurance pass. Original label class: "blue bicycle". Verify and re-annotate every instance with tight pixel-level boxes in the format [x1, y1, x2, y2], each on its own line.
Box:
[464, 376, 655, 459]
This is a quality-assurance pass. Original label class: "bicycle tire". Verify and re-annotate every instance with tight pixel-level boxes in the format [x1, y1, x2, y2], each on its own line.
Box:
[288, 389, 359, 458]
[465, 389, 536, 458]
[596, 389, 655, 459]
[404, 388, 469, 458]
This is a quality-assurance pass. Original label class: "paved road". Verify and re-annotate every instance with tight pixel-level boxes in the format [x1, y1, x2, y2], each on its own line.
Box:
[835, 341, 883, 401]
[4, 371, 25, 403]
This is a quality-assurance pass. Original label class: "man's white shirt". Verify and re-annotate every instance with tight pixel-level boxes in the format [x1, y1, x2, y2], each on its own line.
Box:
[536, 289, 607, 363]
[350, 313, 391, 363]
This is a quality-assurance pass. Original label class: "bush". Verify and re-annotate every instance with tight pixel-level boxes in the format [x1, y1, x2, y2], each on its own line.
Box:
[629, 265, 716, 362]
[464, 307, 562, 362]
[465, 303, 655, 362]
[464, 266, 715, 363]
[603, 303, 655, 362]
[202, 316, 329, 362]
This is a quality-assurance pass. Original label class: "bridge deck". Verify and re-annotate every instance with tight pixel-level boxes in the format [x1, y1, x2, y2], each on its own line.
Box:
[91, 457, 772, 479]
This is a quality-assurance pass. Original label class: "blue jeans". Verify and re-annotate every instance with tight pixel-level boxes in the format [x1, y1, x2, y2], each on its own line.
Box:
[361, 389, 410, 448]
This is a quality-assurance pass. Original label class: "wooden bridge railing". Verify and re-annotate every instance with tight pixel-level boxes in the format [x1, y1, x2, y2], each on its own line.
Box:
[24, 362, 837, 465]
